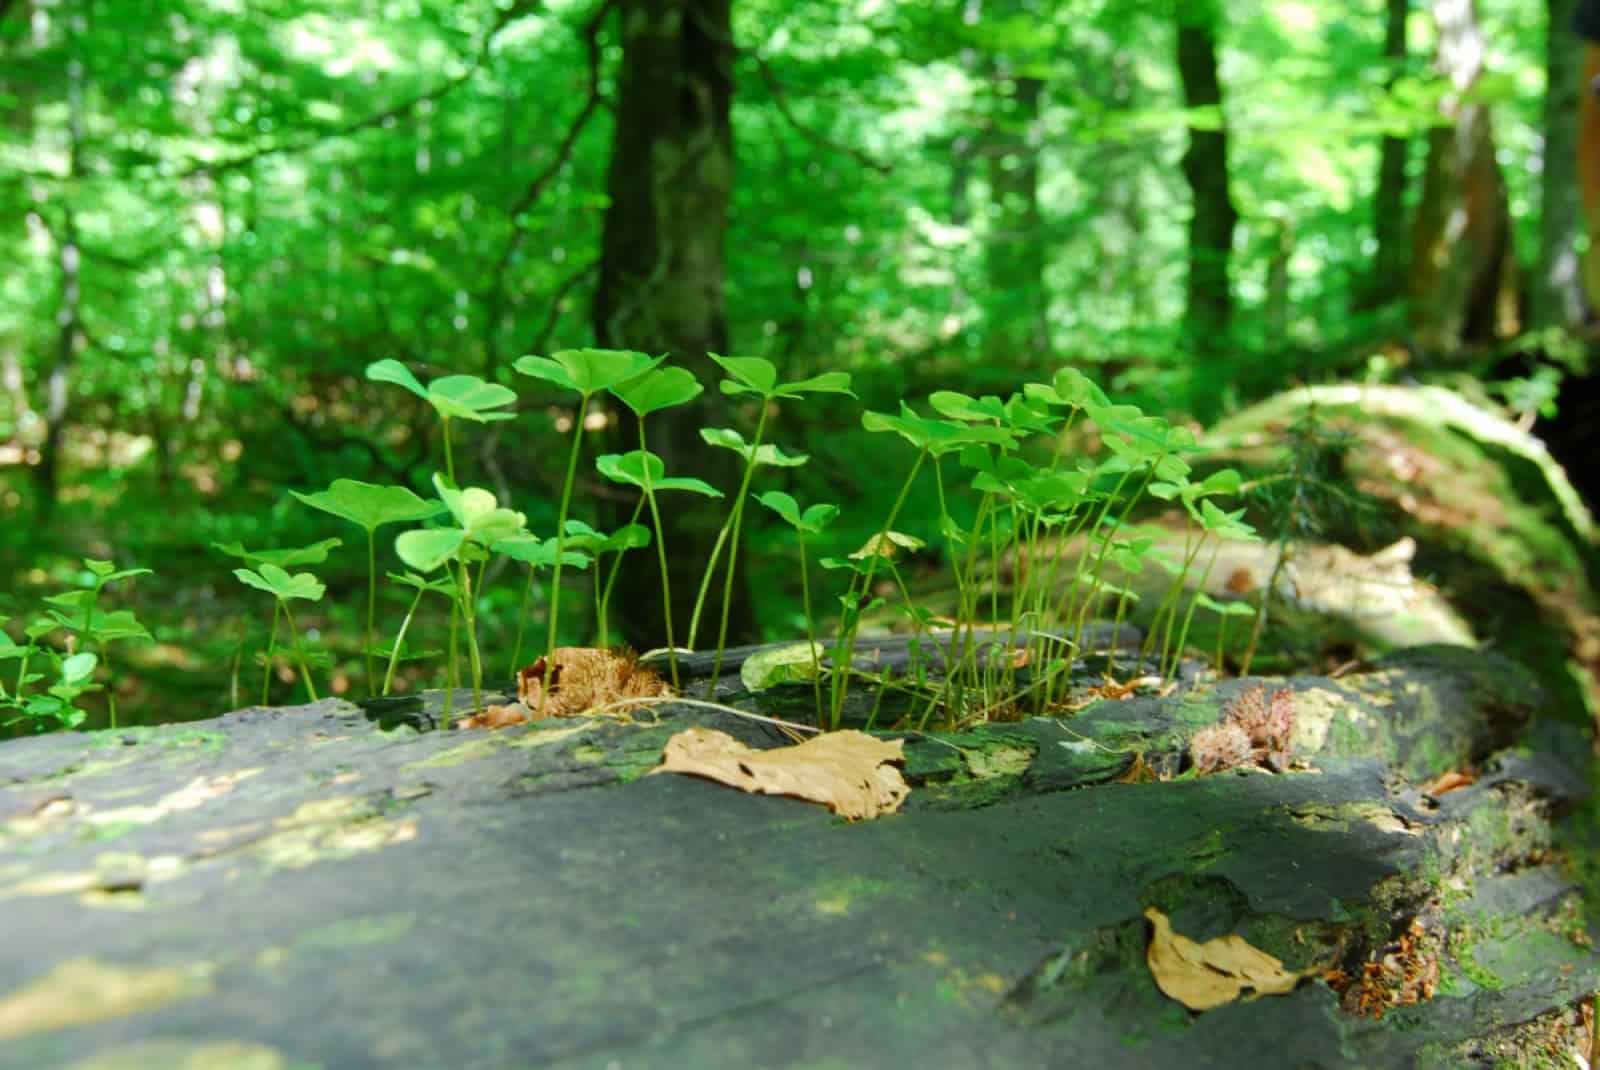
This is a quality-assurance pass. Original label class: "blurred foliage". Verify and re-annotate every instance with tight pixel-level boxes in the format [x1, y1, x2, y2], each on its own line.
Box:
[0, 0, 1589, 728]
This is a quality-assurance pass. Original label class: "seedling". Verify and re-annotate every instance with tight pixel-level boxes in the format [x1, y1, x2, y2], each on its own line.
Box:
[596, 449, 722, 686]
[366, 359, 517, 481]
[231, 563, 327, 703]
[687, 355, 854, 686]
[514, 349, 661, 660]
[378, 570, 457, 696]
[495, 528, 594, 675]
[396, 474, 528, 724]
[755, 491, 839, 715]
[214, 539, 342, 704]
[38, 559, 152, 728]
[290, 479, 442, 697]
[607, 365, 709, 683]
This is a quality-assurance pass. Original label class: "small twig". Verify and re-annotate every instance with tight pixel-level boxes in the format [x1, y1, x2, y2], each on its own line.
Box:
[580, 694, 822, 735]
[750, 53, 892, 175]
[483, 0, 613, 373]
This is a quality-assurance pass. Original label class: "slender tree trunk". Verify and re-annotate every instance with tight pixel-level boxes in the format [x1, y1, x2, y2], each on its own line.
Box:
[1534, 0, 1586, 328]
[983, 68, 1048, 362]
[1175, 4, 1238, 380]
[592, 0, 747, 651]
[1578, 44, 1600, 306]
[1360, 0, 1412, 311]
[1407, 0, 1518, 354]
[34, 10, 86, 519]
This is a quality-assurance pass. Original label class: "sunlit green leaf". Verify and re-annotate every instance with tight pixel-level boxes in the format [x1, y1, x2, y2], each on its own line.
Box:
[212, 538, 344, 568]
[596, 450, 724, 496]
[610, 365, 703, 416]
[232, 563, 326, 602]
[517, 349, 662, 397]
[394, 529, 466, 574]
[291, 479, 442, 533]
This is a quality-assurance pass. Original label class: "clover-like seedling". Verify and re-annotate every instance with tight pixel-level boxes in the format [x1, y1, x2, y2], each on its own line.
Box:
[366, 359, 518, 481]
[0, 611, 101, 733]
[693, 355, 854, 687]
[396, 475, 529, 722]
[494, 529, 595, 675]
[37, 559, 153, 729]
[232, 563, 327, 703]
[514, 348, 663, 661]
[378, 570, 457, 696]
[594, 449, 721, 685]
[214, 539, 344, 704]
[755, 490, 839, 716]
[0, 652, 99, 733]
[213, 538, 344, 568]
[601, 365, 709, 673]
[1140, 470, 1250, 676]
[1160, 498, 1258, 682]
[291, 479, 443, 697]
[1192, 593, 1259, 676]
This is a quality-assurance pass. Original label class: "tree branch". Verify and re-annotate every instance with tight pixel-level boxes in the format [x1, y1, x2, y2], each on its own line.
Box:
[175, 0, 541, 179]
[750, 52, 893, 175]
[525, 258, 600, 355]
[482, 0, 614, 376]
[684, 4, 893, 175]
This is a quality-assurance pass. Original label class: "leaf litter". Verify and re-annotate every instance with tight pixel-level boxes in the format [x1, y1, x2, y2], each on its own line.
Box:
[650, 728, 909, 820]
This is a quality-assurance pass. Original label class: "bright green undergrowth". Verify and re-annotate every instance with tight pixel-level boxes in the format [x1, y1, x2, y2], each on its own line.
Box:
[5, 352, 1266, 735]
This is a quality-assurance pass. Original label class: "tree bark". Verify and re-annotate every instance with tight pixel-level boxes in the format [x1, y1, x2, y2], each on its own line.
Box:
[1359, 0, 1412, 311]
[1533, 0, 1586, 328]
[591, 0, 749, 651]
[1579, 45, 1600, 306]
[982, 67, 1048, 363]
[1406, 0, 1518, 353]
[1175, 4, 1238, 373]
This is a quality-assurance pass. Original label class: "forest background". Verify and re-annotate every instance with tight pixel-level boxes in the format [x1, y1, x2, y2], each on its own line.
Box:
[1, 0, 1596, 728]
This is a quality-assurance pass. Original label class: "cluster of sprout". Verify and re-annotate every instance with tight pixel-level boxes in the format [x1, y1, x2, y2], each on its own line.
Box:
[3, 350, 1265, 735]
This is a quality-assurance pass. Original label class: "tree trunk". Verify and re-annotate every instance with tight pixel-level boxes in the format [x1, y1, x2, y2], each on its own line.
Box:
[1533, 0, 1586, 329]
[1579, 43, 1600, 307]
[1175, 4, 1238, 387]
[1406, 0, 1518, 354]
[33, 11, 86, 520]
[591, 0, 749, 652]
[1359, 0, 1412, 312]
[982, 68, 1048, 363]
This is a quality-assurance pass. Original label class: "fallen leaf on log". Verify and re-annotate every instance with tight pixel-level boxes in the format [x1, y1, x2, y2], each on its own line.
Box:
[514, 647, 670, 720]
[649, 728, 908, 820]
[1144, 907, 1308, 1011]
[1421, 769, 1475, 797]
[458, 703, 532, 730]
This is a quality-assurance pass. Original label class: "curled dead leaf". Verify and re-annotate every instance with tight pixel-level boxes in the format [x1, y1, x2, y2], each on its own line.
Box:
[1144, 907, 1310, 1011]
[649, 727, 908, 820]
[458, 703, 532, 730]
[1421, 769, 1475, 797]
[515, 647, 670, 719]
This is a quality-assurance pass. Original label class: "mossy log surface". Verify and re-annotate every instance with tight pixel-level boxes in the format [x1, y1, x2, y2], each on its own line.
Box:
[0, 641, 1596, 1069]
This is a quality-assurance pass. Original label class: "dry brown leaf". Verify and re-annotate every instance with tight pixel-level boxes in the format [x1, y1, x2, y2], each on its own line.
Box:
[457, 703, 532, 730]
[515, 647, 670, 719]
[1421, 769, 1476, 797]
[1144, 907, 1307, 1011]
[649, 728, 908, 820]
